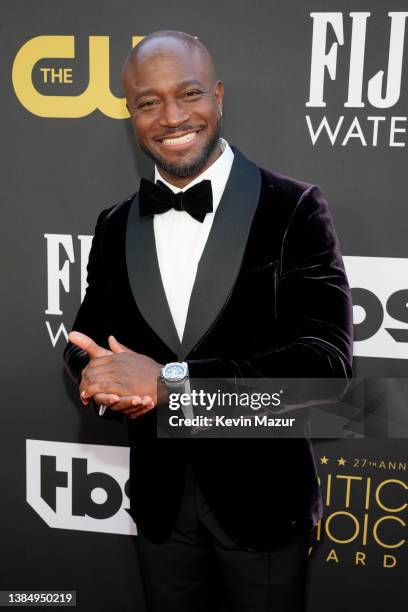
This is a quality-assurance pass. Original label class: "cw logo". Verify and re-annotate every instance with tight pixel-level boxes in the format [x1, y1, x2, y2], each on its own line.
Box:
[12, 35, 144, 119]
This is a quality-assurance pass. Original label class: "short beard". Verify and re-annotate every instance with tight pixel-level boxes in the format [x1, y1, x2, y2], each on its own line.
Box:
[139, 119, 223, 178]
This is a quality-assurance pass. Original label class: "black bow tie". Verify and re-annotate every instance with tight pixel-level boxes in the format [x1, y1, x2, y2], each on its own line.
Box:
[138, 177, 213, 223]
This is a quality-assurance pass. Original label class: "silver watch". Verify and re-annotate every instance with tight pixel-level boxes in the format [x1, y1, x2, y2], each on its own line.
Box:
[160, 362, 189, 388]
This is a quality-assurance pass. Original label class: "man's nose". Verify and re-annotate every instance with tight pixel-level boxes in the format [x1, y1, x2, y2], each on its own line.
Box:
[159, 99, 190, 127]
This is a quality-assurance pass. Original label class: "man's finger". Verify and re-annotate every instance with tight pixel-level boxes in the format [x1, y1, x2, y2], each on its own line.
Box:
[81, 379, 124, 399]
[108, 335, 134, 354]
[93, 393, 121, 407]
[110, 395, 155, 411]
[124, 404, 155, 419]
[69, 331, 112, 359]
[80, 391, 91, 406]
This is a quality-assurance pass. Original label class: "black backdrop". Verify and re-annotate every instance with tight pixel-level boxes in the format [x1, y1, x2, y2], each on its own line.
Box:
[1, 1, 406, 610]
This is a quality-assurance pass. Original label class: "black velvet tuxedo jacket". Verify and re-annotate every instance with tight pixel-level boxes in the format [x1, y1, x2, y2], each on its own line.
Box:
[64, 147, 353, 551]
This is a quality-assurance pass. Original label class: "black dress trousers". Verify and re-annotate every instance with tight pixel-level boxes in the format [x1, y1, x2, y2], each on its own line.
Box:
[136, 464, 311, 612]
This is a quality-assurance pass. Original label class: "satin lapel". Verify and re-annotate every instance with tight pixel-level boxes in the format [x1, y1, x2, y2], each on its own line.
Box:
[179, 148, 262, 360]
[126, 193, 181, 356]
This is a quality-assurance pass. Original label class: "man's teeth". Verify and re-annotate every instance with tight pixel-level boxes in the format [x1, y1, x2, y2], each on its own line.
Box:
[162, 132, 197, 145]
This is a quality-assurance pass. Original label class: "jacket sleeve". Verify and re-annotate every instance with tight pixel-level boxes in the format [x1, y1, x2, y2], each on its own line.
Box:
[186, 185, 353, 383]
[63, 208, 124, 421]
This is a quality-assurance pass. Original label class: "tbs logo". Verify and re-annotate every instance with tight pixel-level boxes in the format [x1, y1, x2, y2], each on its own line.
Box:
[26, 440, 136, 535]
[344, 256, 408, 359]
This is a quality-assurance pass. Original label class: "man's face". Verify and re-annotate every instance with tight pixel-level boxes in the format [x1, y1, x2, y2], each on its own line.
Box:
[122, 40, 224, 184]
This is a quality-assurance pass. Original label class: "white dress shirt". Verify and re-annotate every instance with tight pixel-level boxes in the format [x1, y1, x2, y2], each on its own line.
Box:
[98, 139, 234, 417]
[154, 139, 234, 341]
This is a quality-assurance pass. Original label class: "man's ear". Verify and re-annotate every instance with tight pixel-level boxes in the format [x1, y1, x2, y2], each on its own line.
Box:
[214, 80, 224, 111]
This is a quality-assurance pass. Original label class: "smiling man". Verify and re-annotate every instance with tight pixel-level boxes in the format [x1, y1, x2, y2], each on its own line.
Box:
[64, 30, 353, 612]
[124, 34, 223, 184]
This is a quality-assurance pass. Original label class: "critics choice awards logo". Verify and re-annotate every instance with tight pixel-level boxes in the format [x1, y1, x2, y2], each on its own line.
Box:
[312, 452, 407, 569]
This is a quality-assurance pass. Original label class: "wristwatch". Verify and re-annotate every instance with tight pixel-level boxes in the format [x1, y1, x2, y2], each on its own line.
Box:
[159, 362, 189, 389]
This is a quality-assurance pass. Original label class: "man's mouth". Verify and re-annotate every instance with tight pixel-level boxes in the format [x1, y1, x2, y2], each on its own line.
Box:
[159, 130, 201, 146]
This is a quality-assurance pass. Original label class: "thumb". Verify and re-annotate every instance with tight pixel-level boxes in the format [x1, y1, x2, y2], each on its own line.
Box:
[68, 331, 112, 358]
[108, 335, 133, 354]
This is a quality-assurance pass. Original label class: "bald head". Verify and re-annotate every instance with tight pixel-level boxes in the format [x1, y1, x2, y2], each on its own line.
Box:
[122, 30, 217, 84]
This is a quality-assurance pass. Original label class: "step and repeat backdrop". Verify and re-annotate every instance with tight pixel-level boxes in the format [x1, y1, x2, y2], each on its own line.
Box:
[1, 1, 407, 610]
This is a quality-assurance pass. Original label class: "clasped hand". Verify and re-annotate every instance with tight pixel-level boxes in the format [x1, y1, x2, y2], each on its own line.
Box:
[68, 331, 162, 419]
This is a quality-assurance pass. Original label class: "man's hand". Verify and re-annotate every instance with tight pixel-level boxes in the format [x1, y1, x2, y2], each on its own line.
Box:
[68, 331, 161, 418]
[68, 331, 116, 407]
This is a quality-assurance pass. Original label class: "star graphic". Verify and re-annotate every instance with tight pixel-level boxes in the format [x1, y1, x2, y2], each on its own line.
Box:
[320, 456, 329, 464]
[337, 457, 346, 466]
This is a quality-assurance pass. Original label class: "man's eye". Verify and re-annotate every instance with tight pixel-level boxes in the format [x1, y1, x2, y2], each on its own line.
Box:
[184, 90, 201, 98]
[139, 100, 158, 109]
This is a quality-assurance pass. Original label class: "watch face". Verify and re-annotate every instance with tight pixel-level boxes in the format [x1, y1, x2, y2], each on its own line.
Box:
[165, 363, 186, 382]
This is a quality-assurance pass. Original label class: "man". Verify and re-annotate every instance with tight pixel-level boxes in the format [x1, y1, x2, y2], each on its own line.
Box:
[64, 30, 353, 612]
